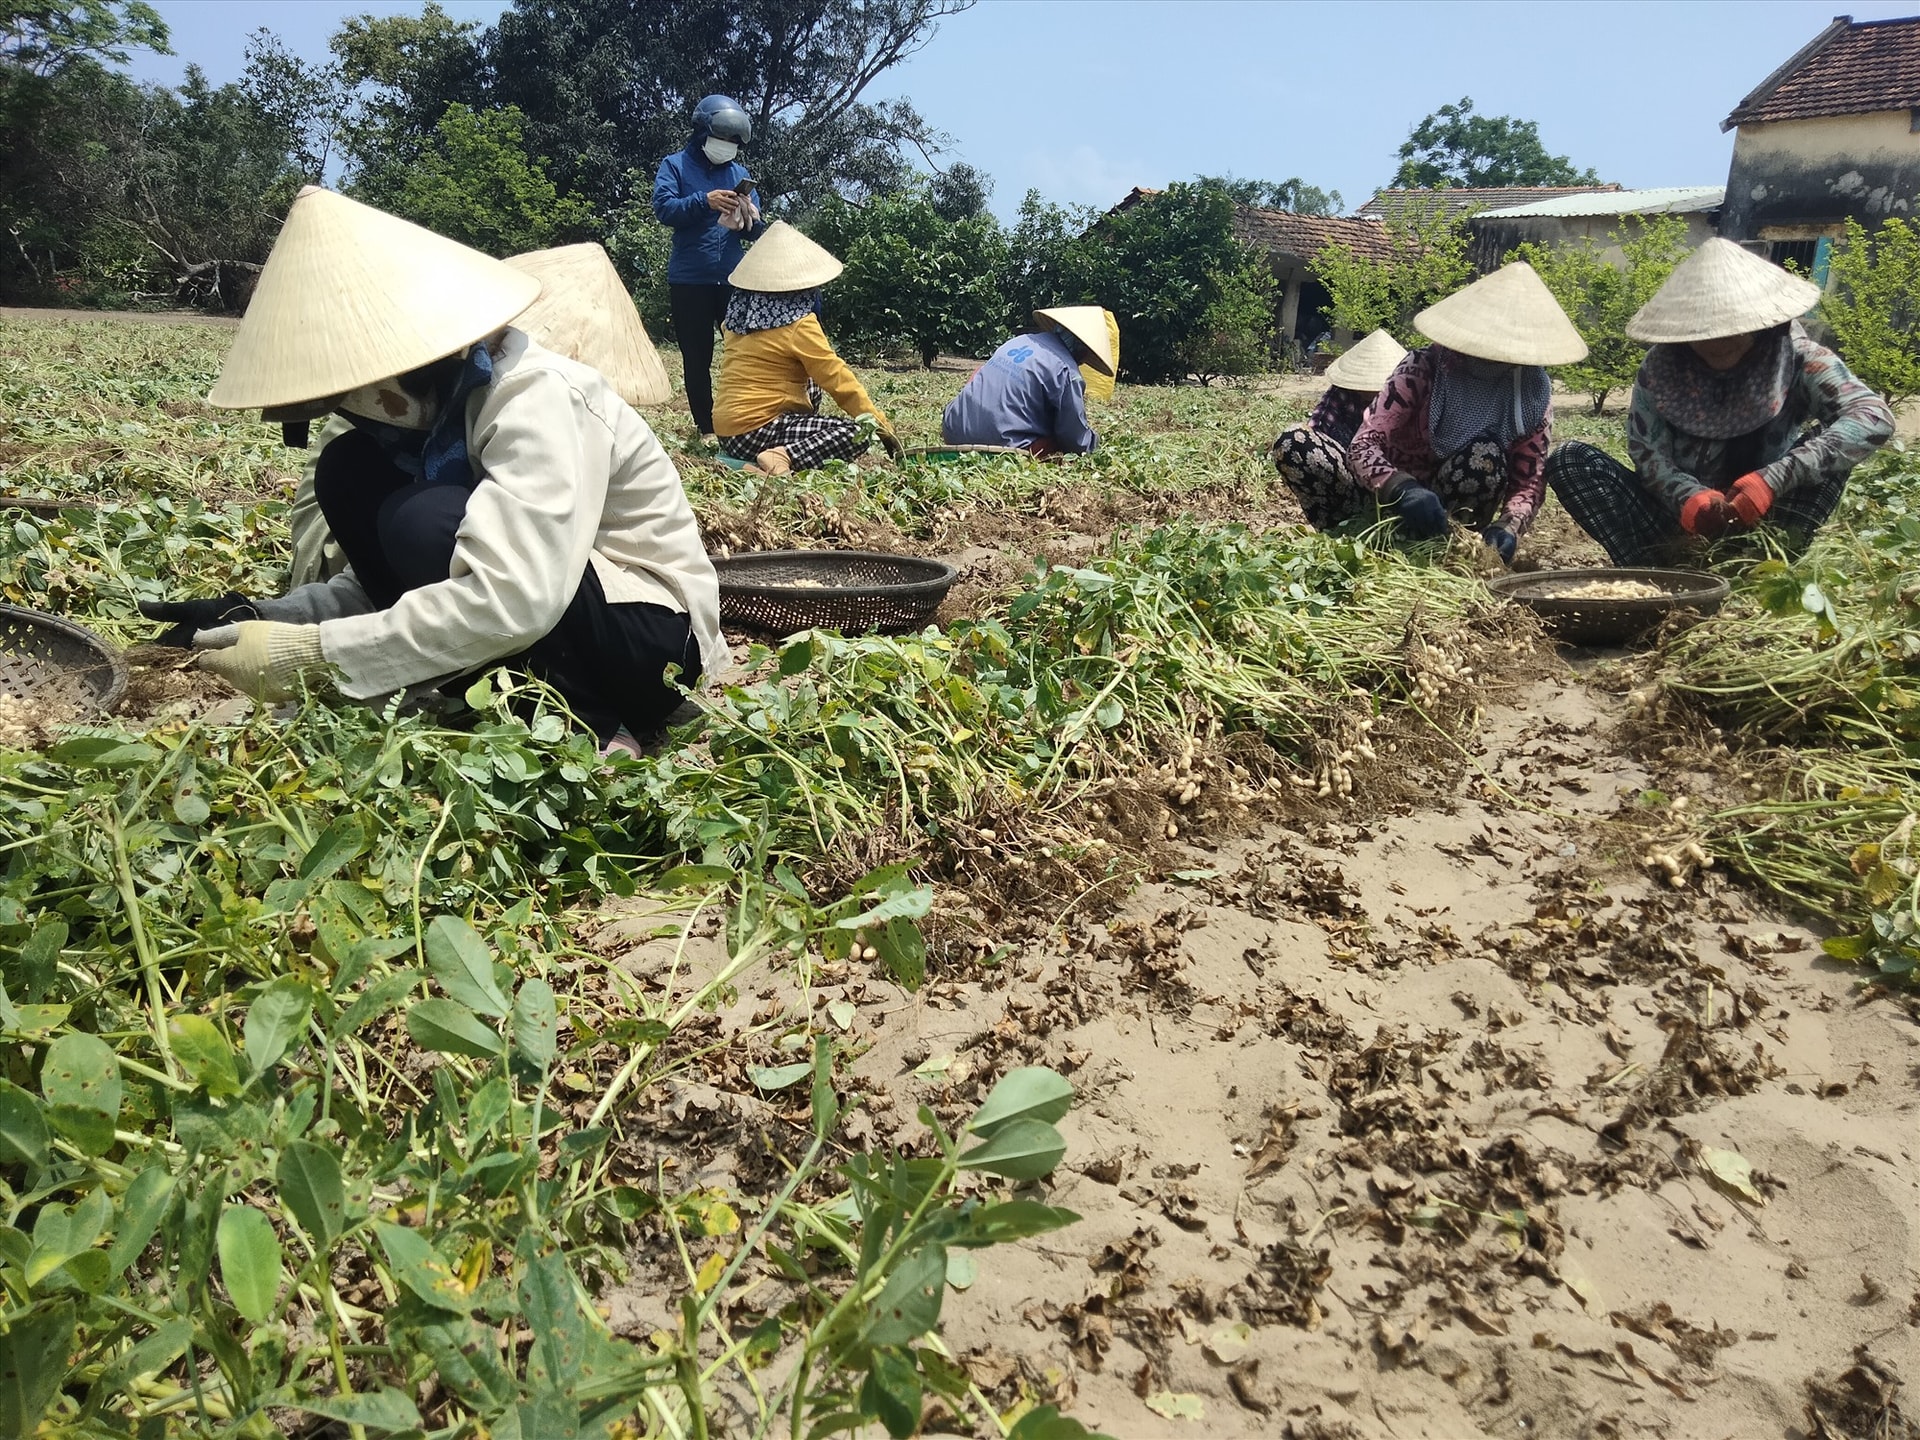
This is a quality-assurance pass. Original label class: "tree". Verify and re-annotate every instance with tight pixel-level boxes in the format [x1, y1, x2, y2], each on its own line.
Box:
[1823, 217, 1920, 407]
[2, 2, 294, 306]
[329, 3, 485, 176]
[353, 103, 596, 257]
[807, 185, 1008, 366]
[1180, 260, 1277, 386]
[1, 0, 166, 75]
[1393, 97, 1598, 189]
[240, 27, 349, 184]
[465, 0, 974, 218]
[1508, 216, 1692, 413]
[996, 188, 1097, 331]
[1309, 193, 1474, 343]
[929, 160, 991, 222]
[1196, 173, 1343, 216]
[1077, 181, 1276, 384]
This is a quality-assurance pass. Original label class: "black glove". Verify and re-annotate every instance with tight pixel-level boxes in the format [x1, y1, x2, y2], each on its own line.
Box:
[1482, 526, 1517, 565]
[138, 593, 259, 648]
[1389, 480, 1451, 540]
[877, 427, 904, 460]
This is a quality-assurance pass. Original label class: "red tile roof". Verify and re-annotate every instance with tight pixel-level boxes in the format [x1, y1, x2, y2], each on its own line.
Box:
[1233, 206, 1395, 262]
[1355, 186, 1620, 221]
[1726, 15, 1920, 126]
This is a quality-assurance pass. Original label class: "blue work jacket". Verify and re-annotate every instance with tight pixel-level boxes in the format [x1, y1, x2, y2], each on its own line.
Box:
[652, 142, 762, 285]
[941, 330, 1097, 453]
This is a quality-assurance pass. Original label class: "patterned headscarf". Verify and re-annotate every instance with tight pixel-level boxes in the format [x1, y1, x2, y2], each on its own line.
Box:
[725, 287, 818, 334]
[1427, 347, 1551, 458]
[339, 341, 496, 488]
[1639, 323, 1797, 439]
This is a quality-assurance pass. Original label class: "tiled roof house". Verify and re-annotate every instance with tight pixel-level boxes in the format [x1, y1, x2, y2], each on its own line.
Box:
[1719, 14, 1920, 251]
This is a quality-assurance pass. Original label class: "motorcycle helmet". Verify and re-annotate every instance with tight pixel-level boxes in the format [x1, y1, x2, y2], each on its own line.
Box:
[691, 94, 751, 146]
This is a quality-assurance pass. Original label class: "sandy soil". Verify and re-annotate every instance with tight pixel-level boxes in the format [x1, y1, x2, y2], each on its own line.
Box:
[890, 672, 1920, 1438]
[587, 658, 1920, 1438]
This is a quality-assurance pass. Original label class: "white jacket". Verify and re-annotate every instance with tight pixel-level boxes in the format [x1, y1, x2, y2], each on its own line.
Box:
[259, 330, 724, 700]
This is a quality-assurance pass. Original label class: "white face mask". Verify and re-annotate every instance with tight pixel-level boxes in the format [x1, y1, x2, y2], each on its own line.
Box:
[703, 137, 739, 164]
[338, 378, 437, 430]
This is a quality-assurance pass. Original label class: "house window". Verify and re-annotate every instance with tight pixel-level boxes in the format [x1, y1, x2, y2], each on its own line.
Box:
[1770, 239, 1820, 273]
[1912, 106, 1920, 132]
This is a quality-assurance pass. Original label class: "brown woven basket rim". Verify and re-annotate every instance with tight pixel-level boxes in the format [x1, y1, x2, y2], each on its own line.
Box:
[713, 549, 957, 596]
[0, 602, 129, 712]
[1488, 566, 1730, 612]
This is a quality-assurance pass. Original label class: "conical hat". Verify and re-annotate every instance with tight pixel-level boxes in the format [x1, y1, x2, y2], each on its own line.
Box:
[506, 243, 672, 407]
[1081, 309, 1121, 400]
[1036, 305, 1117, 376]
[1324, 329, 1407, 392]
[1625, 237, 1822, 343]
[1415, 261, 1588, 366]
[728, 221, 843, 292]
[209, 187, 541, 410]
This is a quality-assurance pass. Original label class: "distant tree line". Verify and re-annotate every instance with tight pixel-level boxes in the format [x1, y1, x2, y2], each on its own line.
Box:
[11, 5, 1670, 389]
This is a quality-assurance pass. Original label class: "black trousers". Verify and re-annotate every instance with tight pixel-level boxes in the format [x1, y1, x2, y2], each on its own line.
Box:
[314, 430, 701, 740]
[669, 282, 730, 434]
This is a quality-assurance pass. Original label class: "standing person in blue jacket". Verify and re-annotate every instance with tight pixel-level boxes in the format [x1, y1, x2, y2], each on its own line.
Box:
[652, 94, 764, 439]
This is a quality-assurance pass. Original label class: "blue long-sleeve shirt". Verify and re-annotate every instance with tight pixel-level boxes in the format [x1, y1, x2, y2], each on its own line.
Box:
[941, 330, 1096, 453]
[652, 142, 762, 285]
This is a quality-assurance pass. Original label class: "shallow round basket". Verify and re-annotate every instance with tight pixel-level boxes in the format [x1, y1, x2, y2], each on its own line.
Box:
[1487, 567, 1730, 646]
[903, 444, 1027, 463]
[714, 550, 957, 636]
[0, 604, 127, 714]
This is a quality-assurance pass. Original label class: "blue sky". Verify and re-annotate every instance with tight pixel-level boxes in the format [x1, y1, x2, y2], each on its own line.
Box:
[130, 0, 1920, 219]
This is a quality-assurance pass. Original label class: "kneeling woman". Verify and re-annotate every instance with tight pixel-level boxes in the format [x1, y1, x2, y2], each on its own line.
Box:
[712, 222, 899, 474]
[941, 306, 1117, 455]
[1344, 263, 1586, 564]
[1546, 238, 1893, 565]
[1271, 328, 1405, 527]
[142, 188, 725, 747]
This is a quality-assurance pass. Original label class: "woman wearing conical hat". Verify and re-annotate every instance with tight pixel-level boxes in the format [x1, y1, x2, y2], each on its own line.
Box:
[1341, 263, 1586, 564]
[710, 221, 899, 475]
[940, 306, 1118, 455]
[1546, 238, 1893, 565]
[1271, 329, 1407, 528]
[284, 240, 677, 589]
[138, 188, 725, 751]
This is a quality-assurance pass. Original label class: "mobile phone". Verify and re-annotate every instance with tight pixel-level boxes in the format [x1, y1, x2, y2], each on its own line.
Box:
[733, 178, 756, 196]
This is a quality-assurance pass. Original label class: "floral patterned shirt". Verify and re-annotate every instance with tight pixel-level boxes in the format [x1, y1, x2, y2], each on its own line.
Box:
[1627, 329, 1894, 513]
[1347, 348, 1552, 536]
[1309, 385, 1372, 449]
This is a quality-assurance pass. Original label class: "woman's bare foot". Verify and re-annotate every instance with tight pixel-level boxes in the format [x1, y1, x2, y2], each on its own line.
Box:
[755, 447, 793, 475]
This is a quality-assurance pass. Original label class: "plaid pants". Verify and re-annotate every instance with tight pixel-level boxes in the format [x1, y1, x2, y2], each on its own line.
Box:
[1545, 441, 1847, 566]
[718, 410, 868, 470]
[1273, 427, 1507, 532]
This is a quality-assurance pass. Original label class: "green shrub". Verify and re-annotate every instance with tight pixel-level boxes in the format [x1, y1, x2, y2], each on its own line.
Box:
[1822, 217, 1920, 407]
[351, 102, 596, 257]
[1309, 194, 1473, 344]
[806, 186, 1010, 366]
[1508, 214, 1692, 413]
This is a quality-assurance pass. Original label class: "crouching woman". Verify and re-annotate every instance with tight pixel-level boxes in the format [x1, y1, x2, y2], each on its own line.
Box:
[141, 187, 726, 751]
[1546, 238, 1893, 565]
[712, 222, 899, 474]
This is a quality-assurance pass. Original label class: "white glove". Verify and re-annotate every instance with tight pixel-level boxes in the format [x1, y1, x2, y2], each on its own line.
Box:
[193, 621, 329, 702]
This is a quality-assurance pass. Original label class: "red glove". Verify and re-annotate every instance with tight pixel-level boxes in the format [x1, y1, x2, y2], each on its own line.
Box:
[1679, 489, 1734, 538]
[1728, 471, 1773, 528]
